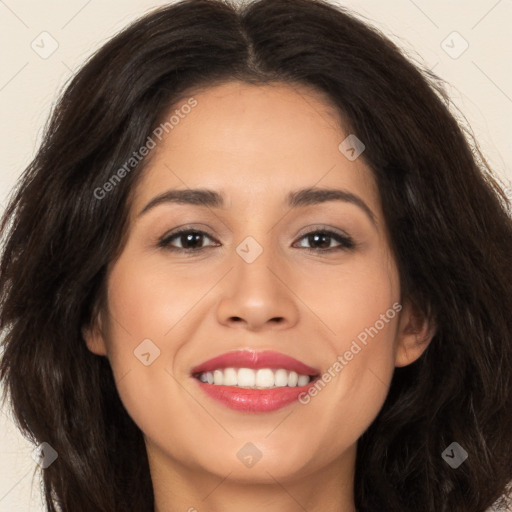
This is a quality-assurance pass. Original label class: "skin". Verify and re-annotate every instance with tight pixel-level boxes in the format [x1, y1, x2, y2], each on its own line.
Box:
[85, 81, 435, 512]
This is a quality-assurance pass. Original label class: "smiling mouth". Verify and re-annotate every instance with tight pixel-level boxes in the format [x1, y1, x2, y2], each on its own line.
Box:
[192, 367, 319, 389]
[190, 349, 321, 411]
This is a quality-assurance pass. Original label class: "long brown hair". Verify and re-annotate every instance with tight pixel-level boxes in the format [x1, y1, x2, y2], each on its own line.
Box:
[1, 0, 511, 510]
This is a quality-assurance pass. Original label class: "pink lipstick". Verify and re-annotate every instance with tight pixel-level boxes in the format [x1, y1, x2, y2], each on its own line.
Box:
[191, 350, 320, 412]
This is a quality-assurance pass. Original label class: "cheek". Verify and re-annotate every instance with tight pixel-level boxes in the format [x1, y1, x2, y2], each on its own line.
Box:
[301, 242, 400, 355]
[105, 252, 218, 345]
[99, 258, 193, 446]
[100, 253, 227, 434]
[298, 313, 399, 466]
[296, 246, 400, 437]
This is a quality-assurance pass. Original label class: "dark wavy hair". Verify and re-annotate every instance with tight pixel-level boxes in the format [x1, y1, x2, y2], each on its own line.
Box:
[1, 0, 511, 510]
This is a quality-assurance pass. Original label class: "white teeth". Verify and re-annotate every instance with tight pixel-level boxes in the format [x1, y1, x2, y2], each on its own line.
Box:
[237, 368, 255, 387]
[223, 367, 237, 386]
[256, 368, 274, 387]
[274, 369, 289, 387]
[197, 367, 313, 389]
[288, 371, 298, 387]
[297, 374, 310, 386]
[213, 370, 224, 385]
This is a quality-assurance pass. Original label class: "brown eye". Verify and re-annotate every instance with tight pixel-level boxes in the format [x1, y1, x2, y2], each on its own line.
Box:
[158, 229, 219, 252]
[294, 230, 356, 252]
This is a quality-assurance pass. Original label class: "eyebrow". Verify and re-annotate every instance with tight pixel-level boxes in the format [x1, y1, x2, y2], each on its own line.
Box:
[138, 186, 377, 226]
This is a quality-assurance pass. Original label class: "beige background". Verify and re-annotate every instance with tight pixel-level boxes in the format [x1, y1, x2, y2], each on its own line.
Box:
[0, 0, 511, 510]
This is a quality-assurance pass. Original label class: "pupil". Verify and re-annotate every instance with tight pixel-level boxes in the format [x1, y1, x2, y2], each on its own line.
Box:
[183, 232, 202, 249]
[309, 233, 330, 249]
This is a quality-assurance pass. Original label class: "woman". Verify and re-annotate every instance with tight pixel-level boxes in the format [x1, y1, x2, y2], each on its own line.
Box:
[1, 0, 511, 510]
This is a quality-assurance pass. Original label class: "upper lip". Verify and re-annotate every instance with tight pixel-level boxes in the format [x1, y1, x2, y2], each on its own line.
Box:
[191, 350, 320, 376]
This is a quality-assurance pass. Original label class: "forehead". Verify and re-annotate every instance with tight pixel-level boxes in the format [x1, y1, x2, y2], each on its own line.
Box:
[131, 81, 380, 218]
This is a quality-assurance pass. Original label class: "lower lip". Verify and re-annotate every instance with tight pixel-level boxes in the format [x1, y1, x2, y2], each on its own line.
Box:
[194, 378, 317, 412]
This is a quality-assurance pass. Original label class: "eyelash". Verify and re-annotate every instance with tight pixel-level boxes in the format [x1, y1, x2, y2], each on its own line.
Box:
[157, 227, 356, 254]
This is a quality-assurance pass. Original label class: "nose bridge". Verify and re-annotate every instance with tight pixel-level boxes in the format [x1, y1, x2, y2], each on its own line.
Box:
[232, 232, 281, 301]
[215, 230, 299, 330]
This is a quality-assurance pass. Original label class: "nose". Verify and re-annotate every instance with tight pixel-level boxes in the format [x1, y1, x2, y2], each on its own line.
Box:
[216, 245, 299, 332]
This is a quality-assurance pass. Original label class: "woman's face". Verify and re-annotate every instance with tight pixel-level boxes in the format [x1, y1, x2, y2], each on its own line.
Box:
[86, 81, 431, 499]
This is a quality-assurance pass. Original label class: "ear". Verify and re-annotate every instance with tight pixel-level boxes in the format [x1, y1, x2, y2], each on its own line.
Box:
[82, 306, 108, 357]
[394, 300, 436, 367]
